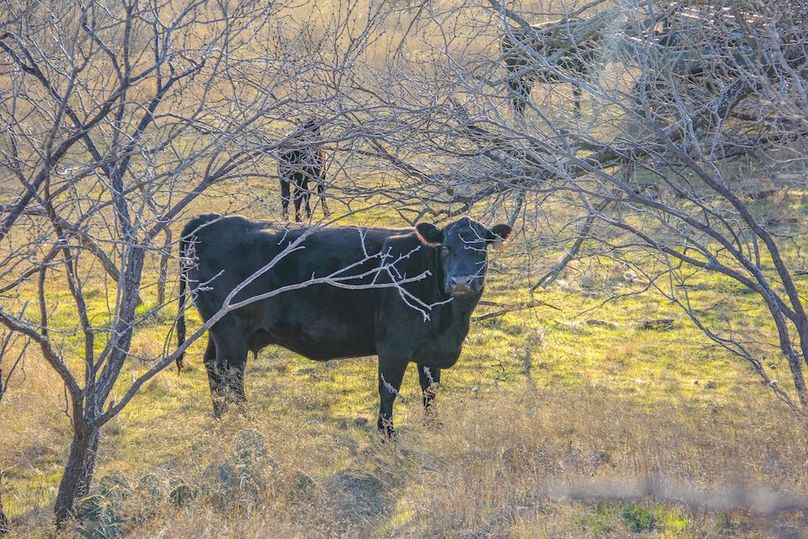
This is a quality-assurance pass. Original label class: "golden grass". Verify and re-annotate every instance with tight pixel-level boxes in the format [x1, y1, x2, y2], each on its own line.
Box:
[7, 381, 804, 537]
[4, 227, 808, 537]
[2, 183, 808, 538]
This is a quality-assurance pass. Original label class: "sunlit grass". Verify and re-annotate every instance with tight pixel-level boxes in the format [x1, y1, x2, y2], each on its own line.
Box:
[2, 174, 807, 537]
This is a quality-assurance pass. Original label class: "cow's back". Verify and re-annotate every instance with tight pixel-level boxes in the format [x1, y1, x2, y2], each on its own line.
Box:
[184, 215, 405, 360]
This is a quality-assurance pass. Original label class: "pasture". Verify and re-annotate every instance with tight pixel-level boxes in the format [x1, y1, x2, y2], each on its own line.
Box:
[2, 177, 808, 537]
[1, 0, 807, 536]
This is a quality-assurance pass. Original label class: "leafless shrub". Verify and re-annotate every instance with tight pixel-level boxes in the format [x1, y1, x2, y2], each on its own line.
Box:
[345, 0, 808, 418]
[0, 0, 406, 526]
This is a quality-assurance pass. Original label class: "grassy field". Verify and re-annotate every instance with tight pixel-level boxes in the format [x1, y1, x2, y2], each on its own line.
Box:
[2, 177, 808, 538]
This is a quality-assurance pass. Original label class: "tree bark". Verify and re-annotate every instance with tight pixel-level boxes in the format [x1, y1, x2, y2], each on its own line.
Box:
[53, 424, 100, 527]
[0, 475, 8, 535]
[156, 228, 172, 306]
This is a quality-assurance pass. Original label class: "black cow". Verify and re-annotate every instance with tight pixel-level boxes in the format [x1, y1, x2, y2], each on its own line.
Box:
[501, 18, 601, 117]
[176, 214, 512, 435]
[277, 119, 331, 222]
[628, 13, 756, 118]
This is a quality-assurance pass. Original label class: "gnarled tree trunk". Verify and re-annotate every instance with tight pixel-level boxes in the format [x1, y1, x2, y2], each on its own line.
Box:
[0, 476, 8, 535]
[53, 422, 100, 527]
[157, 228, 172, 307]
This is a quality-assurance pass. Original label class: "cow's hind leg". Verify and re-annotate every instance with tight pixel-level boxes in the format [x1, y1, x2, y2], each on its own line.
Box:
[377, 355, 408, 438]
[202, 336, 228, 417]
[280, 179, 291, 221]
[209, 320, 249, 415]
[417, 365, 441, 423]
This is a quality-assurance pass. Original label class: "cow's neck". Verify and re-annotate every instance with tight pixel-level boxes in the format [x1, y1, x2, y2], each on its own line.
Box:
[451, 295, 478, 316]
[425, 246, 479, 335]
[427, 295, 477, 346]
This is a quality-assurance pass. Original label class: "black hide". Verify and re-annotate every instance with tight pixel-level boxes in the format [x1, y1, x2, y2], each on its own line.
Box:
[176, 214, 511, 434]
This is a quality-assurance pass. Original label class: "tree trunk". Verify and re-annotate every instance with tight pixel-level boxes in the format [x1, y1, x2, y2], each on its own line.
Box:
[156, 228, 172, 306]
[53, 424, 100, 527]
[0, 475, 8, 535]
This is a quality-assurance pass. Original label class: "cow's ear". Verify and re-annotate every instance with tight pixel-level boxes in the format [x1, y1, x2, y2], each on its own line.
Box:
[415, 222, 444, 246]
[488, 223, 512, 248]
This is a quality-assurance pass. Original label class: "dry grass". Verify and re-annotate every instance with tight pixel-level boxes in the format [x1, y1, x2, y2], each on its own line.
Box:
[8, 384, 805, 537]
[4, 238, 808, 537]
[3, 183, 808, 539]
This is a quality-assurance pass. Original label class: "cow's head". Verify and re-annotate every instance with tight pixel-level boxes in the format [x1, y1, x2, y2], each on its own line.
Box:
[300, 117, 322, 136]
[414, 216, 512, 298]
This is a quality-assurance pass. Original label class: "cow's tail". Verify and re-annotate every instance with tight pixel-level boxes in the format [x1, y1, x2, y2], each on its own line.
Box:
[176, 231, 190, 374]
[176, 213, 220, 374]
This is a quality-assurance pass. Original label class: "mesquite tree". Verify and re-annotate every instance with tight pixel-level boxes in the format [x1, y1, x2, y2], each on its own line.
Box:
[0, 0, 395, 526]
[350, 0, 808, 415]
[0, 329, 27, 535]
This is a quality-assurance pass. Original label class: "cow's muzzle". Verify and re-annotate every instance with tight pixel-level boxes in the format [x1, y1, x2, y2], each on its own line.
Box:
[449, 275, 479, 297]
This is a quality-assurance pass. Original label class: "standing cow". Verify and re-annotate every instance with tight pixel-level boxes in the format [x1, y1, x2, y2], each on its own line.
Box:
[176, 214, 512, 435]
[501, 18, 602, 117]
[277, 119, 331, 222]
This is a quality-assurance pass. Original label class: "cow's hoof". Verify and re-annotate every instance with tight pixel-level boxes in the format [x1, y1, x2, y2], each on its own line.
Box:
[423, 416, 443, 431]
[212, 403, 226, 419]
[376, 419, 397, 440]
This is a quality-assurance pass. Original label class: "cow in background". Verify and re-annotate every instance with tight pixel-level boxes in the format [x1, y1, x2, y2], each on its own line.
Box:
[501, 17, 602, 118]
[277, 118, 331, 222]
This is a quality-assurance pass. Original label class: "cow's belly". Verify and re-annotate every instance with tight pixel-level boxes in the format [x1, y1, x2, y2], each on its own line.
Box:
[271, 327, 377, 361]
[241, 295, 377, 361]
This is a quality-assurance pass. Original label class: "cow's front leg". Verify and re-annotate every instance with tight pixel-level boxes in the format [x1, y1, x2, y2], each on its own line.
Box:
[418, 365, 441, 423]
[377, 356, 408, 438]
[293, 177, 307, 223]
